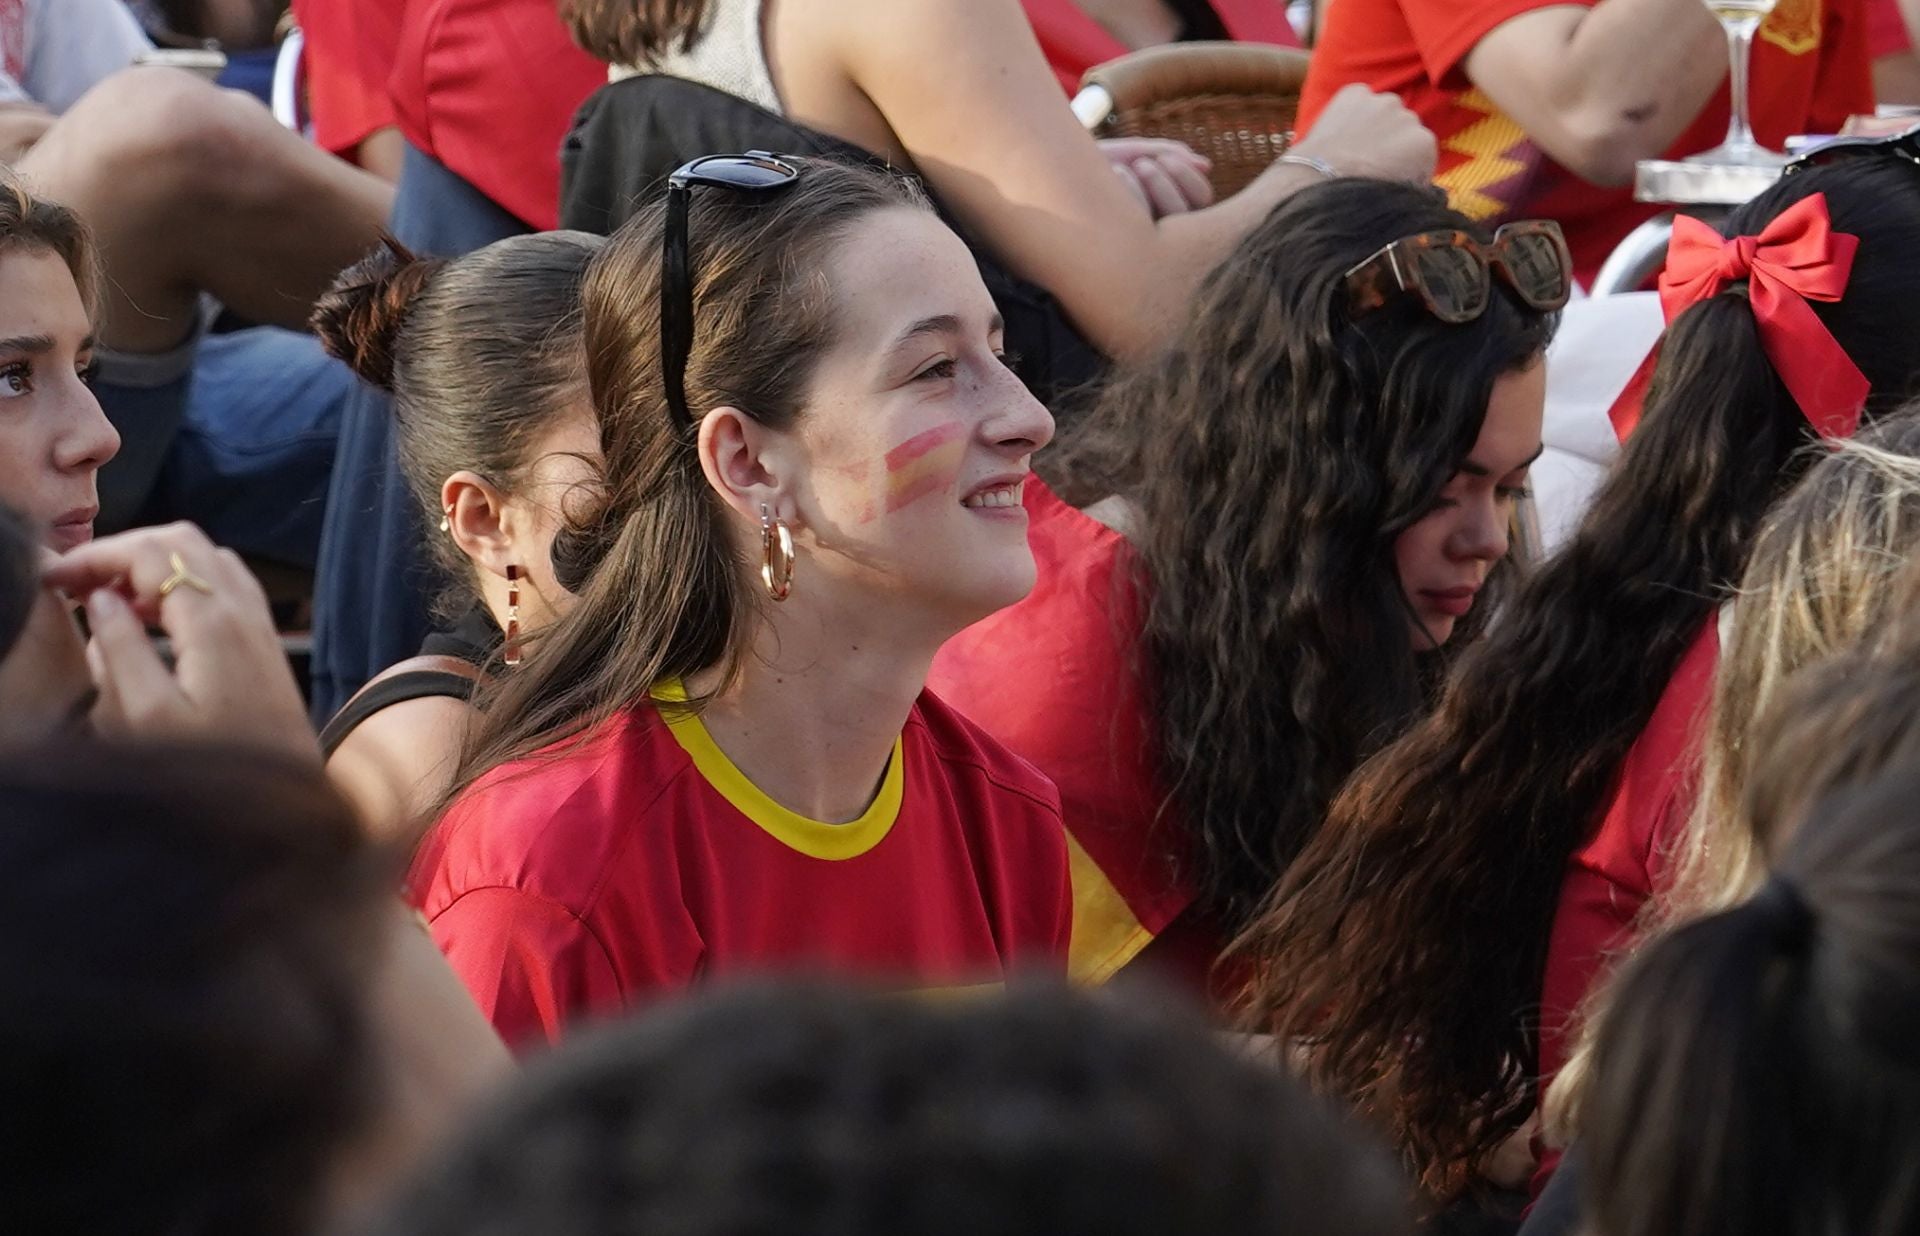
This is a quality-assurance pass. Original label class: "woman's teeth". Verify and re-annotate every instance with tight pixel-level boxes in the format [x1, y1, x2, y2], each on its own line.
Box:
[963, 486, 1020, 509]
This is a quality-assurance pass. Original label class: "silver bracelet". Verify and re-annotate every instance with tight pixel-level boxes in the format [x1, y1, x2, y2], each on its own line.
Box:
[1277, 152, 1339, 181]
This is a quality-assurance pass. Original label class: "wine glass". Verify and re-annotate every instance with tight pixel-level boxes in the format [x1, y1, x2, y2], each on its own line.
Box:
[1687, 0, 1789, 167]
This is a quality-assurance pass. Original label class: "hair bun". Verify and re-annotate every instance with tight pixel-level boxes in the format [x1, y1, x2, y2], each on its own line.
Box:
[311, 235, 448, 393]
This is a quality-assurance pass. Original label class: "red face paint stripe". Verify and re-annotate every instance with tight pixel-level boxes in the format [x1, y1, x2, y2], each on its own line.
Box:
[884, 421, 967, 470]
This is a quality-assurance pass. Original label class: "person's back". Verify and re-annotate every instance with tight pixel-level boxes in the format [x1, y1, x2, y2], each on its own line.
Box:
[357, 983, 1412, 1236]
[1300, 0, 1873, 283]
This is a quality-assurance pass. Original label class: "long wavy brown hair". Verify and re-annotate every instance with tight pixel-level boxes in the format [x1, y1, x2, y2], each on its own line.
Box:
[1230, 157, 1920, 1199]
[1041, 178, 1555, 931]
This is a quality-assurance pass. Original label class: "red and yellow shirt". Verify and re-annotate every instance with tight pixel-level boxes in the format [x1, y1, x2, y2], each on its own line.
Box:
[1299, 0, 1873, 282]
[410, 687, 1073, 1048]
[930, 480, 1221, 994]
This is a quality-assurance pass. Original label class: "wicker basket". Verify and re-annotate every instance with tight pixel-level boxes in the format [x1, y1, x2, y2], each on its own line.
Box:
[1078, 43, 1311, 198]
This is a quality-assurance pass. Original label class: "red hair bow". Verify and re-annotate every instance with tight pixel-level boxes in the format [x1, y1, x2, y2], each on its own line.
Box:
[1657, 192, 1868, 439]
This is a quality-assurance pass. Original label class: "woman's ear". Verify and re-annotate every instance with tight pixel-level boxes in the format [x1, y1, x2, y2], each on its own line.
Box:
[697, 407, 804, 525]
[441, 471, 515, 578]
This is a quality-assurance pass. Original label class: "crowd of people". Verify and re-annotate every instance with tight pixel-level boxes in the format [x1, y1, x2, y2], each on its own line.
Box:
[8, 0, 1920, 1232]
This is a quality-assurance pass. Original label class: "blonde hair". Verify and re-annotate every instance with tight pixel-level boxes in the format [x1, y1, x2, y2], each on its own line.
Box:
[1547, 410, 1920, 1137]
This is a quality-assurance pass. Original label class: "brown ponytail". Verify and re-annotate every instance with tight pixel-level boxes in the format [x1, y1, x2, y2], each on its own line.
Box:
[558, 0, 712, 66]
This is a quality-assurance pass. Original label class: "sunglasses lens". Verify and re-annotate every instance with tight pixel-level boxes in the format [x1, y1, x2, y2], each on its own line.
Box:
[1411, 244, 1486, 322]
[690, 155, 800, 189]
[1503, 232, 1571, 308]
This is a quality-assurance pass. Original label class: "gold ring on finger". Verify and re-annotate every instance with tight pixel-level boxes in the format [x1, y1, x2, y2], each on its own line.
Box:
[157, 552, 214, 599]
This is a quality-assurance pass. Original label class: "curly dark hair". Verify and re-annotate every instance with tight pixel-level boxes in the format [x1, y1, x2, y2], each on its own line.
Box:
[356, 982, 1410, 1236]
[0, 742, 391, 1235]
[1231, 156, 1920, 1198]
[1041, 177, 1556, 930]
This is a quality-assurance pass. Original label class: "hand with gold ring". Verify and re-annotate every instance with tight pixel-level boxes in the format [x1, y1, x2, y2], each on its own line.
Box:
[40, 522, 318, 765]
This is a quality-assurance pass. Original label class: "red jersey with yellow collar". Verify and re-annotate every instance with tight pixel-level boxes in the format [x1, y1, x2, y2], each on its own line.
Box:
[409, 689, 1072, 1048]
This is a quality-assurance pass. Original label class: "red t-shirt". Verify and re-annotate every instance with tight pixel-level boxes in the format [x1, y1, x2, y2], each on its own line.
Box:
[1299, 0, 1873, 283]
[1869, 0, 1912, 56]
[292, 0, 404, 161]
[929, 480, 1219, 993]
[1022, 0, 1301, 95]
[410, 688, 1073, 1048]
[1532, 617, 1718, 1189]
[387, 0, 605, 229]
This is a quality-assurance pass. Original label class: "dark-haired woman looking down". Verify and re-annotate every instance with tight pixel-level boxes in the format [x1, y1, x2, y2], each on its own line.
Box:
[1233, 153, 1920, 1202]
[408, 157, 1072, 1048]
[929, 177, 1563, 995]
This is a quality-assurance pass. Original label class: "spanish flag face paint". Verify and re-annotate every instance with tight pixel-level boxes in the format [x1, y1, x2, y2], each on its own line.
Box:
[881, 421, 968, 515]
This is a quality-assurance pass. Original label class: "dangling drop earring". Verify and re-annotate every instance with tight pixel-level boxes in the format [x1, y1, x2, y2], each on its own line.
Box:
[504, 564, 523, 666]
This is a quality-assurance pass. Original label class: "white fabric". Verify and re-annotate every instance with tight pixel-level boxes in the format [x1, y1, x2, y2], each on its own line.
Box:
[0, 0, 152, 114]
[1533, 291, 1667, 554]
[609, 0, 784, 116]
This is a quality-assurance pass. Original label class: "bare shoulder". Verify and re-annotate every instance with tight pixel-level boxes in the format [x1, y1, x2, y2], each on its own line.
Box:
[326, 695, 475, 841]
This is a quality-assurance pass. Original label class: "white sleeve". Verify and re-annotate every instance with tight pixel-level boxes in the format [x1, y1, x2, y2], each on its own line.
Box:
[25, 0, 153, 113]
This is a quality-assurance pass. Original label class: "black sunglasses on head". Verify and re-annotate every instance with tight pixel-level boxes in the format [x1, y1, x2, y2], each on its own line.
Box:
[1784, 120, 1920, 176]
[660, 152, 802, 428]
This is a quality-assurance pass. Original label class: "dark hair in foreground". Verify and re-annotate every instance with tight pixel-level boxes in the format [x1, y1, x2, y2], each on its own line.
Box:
[358, 982, 1410, 1236]
[450, 157, 931, 797]
[1232, 156, 1920, 1196]
[313, 231, 604, 622]
[1043, 178, 1554, 930]
[1583, 766, 1920, 1236]
[0, 744, 389, 1236]
[0, 502, 36, 661]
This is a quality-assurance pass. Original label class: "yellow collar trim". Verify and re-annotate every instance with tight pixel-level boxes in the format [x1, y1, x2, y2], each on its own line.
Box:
[652, 680, 904, 860]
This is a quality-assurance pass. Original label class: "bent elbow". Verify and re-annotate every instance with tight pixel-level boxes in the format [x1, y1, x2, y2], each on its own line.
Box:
[1552, 108, 1666, 187]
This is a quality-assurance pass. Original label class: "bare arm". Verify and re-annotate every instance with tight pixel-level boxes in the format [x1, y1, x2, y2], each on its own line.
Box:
[326, 694, 474, 843]
[1904, 0, 1920, 46]
[806, 0, 1436, 361]
[1462, 0, 1728, 186]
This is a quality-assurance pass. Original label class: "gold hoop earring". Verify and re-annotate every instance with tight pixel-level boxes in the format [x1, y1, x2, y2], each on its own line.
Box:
[503, 564, 523, 666]
[760, 503, 795, 602]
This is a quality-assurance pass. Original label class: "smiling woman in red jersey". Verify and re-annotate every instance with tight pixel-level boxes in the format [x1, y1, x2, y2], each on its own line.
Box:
[928, 178, 1559, 1000]
[409, 157, 1071, 1049]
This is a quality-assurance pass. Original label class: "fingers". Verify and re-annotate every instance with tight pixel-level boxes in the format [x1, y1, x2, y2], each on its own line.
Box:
[1157, 151, 1215, 210]
[81, 587, 184, 736]
[44, 522, 266, 625]
[1111, 162, 1153, 214]
[1129, 155, 1190, 218]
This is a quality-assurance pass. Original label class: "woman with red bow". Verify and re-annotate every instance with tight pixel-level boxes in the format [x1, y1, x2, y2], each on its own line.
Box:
[1231, 151, 1920, 1205]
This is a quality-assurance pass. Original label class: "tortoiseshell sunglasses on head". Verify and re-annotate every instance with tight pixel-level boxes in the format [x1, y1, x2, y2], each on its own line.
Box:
[1343, 219, 1573, 323]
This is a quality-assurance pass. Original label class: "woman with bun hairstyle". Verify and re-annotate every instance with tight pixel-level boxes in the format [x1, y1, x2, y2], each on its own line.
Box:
[928, 177, 1564, 994]
[1582, 757, 1920, 1236]
[1234, 153, 1920, 1199]
[409, 155, 1071, 1048]
[311, 232, 604, 837]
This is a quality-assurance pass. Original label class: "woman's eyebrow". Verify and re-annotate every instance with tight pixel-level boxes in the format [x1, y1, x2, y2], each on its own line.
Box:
[1460, 443, 1546, 476]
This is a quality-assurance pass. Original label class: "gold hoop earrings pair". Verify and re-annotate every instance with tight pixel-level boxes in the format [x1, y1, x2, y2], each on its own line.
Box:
[760, 503, 794, 602]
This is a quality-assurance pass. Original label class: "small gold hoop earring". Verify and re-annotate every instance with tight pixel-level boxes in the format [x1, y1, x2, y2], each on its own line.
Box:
[760, 503, 795, 602]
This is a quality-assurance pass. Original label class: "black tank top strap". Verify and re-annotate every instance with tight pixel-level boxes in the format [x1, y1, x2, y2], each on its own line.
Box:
[319, 654, 488, 758]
